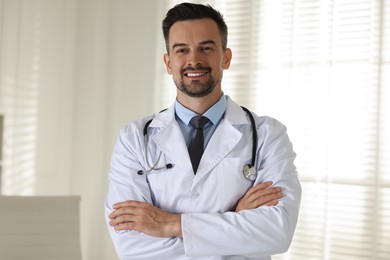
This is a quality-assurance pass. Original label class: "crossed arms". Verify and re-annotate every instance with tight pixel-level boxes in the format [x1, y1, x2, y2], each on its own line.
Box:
[108, 181, 283, 238]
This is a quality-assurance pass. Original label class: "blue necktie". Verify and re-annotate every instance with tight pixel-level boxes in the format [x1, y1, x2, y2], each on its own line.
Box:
[188, 116, 209, 173]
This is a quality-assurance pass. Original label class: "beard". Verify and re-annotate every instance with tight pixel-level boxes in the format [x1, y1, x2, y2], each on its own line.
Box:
[174, 66, 220, 98]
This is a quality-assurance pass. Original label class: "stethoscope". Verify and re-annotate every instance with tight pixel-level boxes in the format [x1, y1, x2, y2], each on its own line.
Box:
[137, 106, 258, 181]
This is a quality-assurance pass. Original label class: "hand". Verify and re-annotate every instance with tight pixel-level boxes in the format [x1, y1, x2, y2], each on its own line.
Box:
[109, 201, 182, 238]
[235, 181, 283, 212]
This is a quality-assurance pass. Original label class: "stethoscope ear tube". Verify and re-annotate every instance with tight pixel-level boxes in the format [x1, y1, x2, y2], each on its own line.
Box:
[137, 163, 173, 176]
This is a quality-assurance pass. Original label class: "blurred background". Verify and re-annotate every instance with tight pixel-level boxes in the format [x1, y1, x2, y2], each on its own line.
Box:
[0, 0, 389, 259]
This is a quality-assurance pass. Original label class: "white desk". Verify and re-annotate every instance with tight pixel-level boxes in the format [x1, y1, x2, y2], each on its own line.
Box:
[0, 196, 82, 260]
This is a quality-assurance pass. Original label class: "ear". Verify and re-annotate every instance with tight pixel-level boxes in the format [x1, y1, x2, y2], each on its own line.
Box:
[163, 53, 173, 75]
[222, 48, 232, 69]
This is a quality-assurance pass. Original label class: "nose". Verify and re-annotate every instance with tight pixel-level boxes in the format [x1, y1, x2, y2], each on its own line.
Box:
[186, 50, 202, 67]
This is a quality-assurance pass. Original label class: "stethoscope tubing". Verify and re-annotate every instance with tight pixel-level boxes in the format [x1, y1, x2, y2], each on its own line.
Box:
[240, 106, 257, 168]
[140, 106, 257, 180]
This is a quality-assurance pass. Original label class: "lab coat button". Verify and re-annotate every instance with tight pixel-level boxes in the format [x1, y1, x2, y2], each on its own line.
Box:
[193, 192, 200, 198]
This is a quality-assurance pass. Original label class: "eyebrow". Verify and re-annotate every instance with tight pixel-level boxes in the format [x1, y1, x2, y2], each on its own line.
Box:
[199, 40, 216, 46]
[171, 40, 217, 50]
[172, 43, 188, 50]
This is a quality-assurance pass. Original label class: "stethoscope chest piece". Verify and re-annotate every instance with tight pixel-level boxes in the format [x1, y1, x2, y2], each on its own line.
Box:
[243, 164, 257, 181]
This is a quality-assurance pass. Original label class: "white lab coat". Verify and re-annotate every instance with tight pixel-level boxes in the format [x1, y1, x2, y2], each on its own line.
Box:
[105, 96, 301, 260]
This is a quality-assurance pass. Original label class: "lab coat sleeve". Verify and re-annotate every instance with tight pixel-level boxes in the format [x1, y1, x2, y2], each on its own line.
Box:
[104, 125, 184, 259]
[181, 117, 302, 257]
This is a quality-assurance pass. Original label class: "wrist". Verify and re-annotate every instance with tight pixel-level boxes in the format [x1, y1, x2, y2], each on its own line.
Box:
[171, 214, 182, 238]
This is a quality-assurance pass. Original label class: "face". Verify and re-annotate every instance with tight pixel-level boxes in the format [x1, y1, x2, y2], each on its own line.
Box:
[163, 18, 232, 99]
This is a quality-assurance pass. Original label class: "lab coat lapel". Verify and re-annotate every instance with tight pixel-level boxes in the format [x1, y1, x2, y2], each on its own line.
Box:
[195, 98, 249, 179]
[195, 120, 242, 178]
[149, 107, 194, 176]
[148, 97, 250, 179]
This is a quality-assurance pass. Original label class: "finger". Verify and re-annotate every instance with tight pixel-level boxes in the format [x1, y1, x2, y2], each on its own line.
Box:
[110, 214, 130, 226]
[112, 200, 144, 210]
[109, 208, 133, 221]
[110, 201, 152, 219]
[236, 187, 281, 210]
[265, 199, 279, 206]
[246, 187, 282, 203]
[109, 210, 120, 220]
[113, 218, 147, 232]
[110, 210, 144, 226]
[113, 221, 136, 231]
[250, 191, 283, 208]
[109, 204, 143, 219]
[109, 207, 129, 219]
[244, 189, 282, 208]
[244, 181, 273, 198]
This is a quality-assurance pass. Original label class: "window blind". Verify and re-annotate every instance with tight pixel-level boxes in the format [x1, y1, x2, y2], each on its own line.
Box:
[0, 0, 40, 194]
[159, 0, 390, 259]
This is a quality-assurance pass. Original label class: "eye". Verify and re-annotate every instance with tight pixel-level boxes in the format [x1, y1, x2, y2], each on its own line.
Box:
[202, 45, 214, 52]
[175, 48, 189, 55]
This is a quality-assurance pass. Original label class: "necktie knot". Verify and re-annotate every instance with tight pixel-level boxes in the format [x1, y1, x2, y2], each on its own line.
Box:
[190, 116, 209, 129]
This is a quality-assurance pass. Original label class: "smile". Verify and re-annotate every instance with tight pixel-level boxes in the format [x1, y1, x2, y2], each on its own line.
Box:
[184, 71, 208, 78]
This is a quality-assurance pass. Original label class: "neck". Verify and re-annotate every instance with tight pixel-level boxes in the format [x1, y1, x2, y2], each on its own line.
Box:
[177, 90, 222, 115]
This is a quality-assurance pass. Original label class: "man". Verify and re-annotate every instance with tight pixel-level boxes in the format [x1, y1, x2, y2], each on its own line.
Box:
[105, 3, 301, 259]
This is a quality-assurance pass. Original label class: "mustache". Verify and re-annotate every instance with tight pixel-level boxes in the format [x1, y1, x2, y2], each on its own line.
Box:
[181, 66, 212, 74]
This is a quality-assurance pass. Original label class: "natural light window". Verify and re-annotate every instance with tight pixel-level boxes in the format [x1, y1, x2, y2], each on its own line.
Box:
[158, 0, 390, 259]
[0, 2, 42, 195]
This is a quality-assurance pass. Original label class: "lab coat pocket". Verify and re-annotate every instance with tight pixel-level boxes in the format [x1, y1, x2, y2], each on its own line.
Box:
[217, 157, 253, 211]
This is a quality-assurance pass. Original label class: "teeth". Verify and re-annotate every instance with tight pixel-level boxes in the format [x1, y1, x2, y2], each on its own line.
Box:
[186, 72, 206, 77]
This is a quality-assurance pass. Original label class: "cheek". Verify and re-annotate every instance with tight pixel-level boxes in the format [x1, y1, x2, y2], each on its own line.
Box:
[165, 56, 182, 75]
[212, 61, 225, 74]
[175, 66, 189, 80]
[169, 60, 182, 74]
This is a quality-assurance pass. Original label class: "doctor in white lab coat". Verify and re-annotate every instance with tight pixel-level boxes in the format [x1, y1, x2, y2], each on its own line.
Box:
[105, 3, 301, 260]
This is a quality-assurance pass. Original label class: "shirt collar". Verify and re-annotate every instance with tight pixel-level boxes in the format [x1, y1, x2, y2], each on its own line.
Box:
[174, 94, 227, 125]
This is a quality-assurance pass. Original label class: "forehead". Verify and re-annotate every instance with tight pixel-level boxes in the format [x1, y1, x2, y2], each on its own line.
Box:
[168, 18, 221, 48]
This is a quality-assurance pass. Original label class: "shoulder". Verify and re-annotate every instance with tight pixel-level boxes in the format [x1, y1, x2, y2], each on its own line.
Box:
[119, 105, 176, 138]
[120, 115, 154, 136]
[250, 113, 289, 143]
[225, 96, 287, 131]
[255, 114, 287, 130]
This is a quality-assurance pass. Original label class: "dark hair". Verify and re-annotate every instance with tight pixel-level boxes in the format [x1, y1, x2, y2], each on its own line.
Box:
[162, 2, 228, 52]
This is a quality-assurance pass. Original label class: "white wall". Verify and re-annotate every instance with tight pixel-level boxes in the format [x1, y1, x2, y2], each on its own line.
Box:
[71, 1, 164, 259]
[0, 0, 165, 259]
